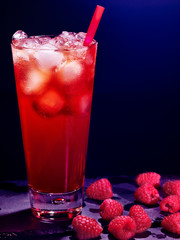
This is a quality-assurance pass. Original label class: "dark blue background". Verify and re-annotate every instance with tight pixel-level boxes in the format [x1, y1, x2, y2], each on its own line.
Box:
[1, 0, 180, 180]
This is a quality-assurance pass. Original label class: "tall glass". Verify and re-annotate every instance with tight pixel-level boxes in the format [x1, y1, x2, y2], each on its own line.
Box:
[11, 34, 97, 221]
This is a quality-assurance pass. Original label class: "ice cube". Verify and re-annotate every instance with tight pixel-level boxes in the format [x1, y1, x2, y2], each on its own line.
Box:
[34, 48, 66, 70]
[62, 31, 76, 38]
[13, 37, 41, 49]
[57, 60, 92, 94]
[56, 32, 85, 50]
[11, 47, 30, 63]
[23, 38, 42, 49]
[12, 31, 29, 48]
[12, 30, 28, 40]
[48, 37, 64, 48]
[33, 89, 65, 117]
[39, 43, 57, 50]
[22, 69, 50, 95]
[70, 48, 87, 60]
[70, 92, 92, 115]
[38, 37, 52, 44]
[61, 61, 83, 84]
[76, 32, 86, 42]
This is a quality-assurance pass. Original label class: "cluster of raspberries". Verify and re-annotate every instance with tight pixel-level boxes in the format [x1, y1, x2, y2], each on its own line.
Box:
[72, 173, 180, 240]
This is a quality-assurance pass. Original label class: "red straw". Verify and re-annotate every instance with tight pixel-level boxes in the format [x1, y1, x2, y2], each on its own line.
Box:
[84, 5, 105, 46]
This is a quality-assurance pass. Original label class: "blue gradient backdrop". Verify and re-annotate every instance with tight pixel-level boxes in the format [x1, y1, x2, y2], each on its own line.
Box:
[1, 0, 180, 179]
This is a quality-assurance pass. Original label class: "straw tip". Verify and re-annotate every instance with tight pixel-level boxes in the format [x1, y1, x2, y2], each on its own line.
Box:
[97, 5, 105, 10]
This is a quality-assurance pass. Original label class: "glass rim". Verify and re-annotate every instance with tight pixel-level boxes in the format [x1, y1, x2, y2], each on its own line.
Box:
[11, 35, 98, 52]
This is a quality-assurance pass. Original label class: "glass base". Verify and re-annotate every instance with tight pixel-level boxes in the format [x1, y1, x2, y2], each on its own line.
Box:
[29, 186, 83, 222]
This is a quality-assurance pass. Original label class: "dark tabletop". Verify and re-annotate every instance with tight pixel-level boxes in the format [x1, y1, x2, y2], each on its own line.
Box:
[0, 176, 180, 240]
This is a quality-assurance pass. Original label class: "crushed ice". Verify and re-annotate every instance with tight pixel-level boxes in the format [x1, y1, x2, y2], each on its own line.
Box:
[12, 30, 28, 40]
[12, 30, 93, 50]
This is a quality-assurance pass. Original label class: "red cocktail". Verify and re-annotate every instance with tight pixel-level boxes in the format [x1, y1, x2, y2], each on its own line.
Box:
[11, 31, 97, 220]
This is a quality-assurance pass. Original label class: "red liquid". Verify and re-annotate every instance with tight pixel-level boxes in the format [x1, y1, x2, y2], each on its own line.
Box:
[12, 43, 97, 193]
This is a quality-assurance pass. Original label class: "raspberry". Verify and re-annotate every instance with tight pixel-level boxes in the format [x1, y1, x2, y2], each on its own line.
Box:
[108, 216, 136, 240]
[134, 183, 160, 205]
[163, 180, 180, 196]
[129, 205, 152, 233]
[160, 195, 180, 213]
[161, 212, 180, 234]
[99, 199, 123, 221]
[86, 178, 113, 200]
[136, 172, 161, 188]
[72, 215, 103, 240]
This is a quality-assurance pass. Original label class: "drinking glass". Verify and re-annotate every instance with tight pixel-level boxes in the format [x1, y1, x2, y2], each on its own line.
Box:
[11, 34, 97, 221]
